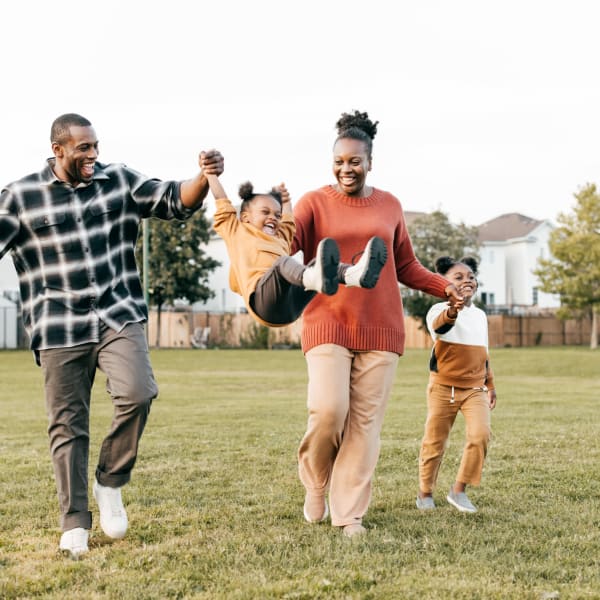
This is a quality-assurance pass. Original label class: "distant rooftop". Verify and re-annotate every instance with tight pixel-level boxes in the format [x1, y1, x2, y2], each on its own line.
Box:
[477, 213, 544, 242]
[403, 210, 427, 227]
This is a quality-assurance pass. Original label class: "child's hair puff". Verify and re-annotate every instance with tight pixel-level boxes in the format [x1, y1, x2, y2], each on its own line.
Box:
[435, 256, 479, 276]
[238, 181, 255, 202]
[238, 181, 282, 213]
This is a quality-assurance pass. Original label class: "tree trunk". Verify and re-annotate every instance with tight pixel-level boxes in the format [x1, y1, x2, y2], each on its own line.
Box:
[591, 309, 598, 350]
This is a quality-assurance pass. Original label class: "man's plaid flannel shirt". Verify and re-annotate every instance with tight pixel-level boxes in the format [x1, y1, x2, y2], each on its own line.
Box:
[0, 159, 199, 352]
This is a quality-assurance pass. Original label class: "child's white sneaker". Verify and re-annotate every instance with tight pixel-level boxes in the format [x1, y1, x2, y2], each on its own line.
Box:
[344, 236, 387, 288]
[302, 238, 340, 295]
[416, 495, 436, 510]
[447, 487, 477, 513]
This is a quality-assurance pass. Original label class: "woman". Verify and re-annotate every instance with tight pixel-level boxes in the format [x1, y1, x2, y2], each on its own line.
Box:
[291, 110, 462, 537]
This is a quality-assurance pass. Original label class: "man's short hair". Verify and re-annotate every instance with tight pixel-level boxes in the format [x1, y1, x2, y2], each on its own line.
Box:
[50, 113, 92, 144]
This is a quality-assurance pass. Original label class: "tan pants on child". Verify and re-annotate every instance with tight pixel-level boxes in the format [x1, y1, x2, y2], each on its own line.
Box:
[298, 344, 398, 527]
[418, 382, 491, 494]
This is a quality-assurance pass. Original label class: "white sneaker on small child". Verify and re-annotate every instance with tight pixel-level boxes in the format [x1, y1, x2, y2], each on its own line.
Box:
[344, 236, 387, 288]
[302, 238, 340, 295]
[447, 487, 477, 513]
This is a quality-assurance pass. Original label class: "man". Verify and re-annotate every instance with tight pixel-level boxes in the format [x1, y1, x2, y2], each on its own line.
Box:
[0, 114, 223, 559]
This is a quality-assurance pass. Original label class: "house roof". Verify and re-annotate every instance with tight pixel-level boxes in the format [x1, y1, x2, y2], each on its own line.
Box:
[403, 210, 427, 226]
[477, 213, 544, 242]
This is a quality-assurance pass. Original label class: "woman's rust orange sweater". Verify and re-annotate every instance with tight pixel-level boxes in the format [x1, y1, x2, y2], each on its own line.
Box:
[292, 185, 450, 355]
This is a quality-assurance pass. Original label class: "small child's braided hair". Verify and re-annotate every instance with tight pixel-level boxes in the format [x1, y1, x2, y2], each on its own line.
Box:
[238, 181, 282, 213]
[334, 110, 379, 158]
[435, 255, 479, 276]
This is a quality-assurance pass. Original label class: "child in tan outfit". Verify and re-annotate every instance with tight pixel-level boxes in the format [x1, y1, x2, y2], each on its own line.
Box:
[417, 256, 497, 513]
[203, 159, 387, 327]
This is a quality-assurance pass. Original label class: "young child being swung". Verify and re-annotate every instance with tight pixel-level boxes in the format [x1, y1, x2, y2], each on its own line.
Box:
[202, 153, 387, 327]
[416, 256, 497, 513]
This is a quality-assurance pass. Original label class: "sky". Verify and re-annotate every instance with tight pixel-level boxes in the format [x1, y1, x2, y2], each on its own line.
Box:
[1, 0, 599, 227]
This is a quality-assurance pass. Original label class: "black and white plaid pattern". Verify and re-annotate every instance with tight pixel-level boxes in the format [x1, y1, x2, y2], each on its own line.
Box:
[0, 159, 198, 350]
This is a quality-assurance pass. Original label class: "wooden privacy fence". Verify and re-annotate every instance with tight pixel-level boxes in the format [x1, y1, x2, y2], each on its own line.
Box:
[147, 310, 304, 349]
[487, 314, 592, 347]
[147, 310, 594, 349]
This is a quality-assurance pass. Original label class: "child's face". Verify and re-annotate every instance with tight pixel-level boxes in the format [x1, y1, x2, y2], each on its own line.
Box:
[240, 195, 282, 236]
[445, 263, 477, 304]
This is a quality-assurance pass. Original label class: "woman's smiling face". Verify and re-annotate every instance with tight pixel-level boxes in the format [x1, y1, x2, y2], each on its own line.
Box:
[332, 137, 372, 197]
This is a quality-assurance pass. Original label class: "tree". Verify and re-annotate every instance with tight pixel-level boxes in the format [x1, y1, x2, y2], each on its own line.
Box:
[402, 210, 480, 327]
[534, 183, 600, 349]
[136, 211, 220, 346]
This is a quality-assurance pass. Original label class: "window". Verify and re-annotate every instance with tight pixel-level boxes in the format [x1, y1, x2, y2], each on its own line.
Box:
[532, 287, 538, 305]
[481, 292, 496, 306]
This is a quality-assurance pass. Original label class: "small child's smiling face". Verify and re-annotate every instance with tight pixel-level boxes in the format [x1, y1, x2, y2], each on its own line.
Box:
[445, 263, 477, 304]
[240, 195, 282, 236]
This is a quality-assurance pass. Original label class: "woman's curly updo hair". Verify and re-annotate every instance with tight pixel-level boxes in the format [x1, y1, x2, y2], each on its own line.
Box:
[238, 181, 282, 214]
[334, 110, 379, 158]
[435, 256, 479, 276]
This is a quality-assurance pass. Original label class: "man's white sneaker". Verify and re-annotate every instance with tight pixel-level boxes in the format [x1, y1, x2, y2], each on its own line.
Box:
[93, 480, 128, 539]
[344, 236, 387, 288]
[59, 527, 89, 560]
[302, 238, 340, 295]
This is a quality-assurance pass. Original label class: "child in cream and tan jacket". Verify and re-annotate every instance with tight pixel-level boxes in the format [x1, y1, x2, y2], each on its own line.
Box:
[417, 256, 497, 514]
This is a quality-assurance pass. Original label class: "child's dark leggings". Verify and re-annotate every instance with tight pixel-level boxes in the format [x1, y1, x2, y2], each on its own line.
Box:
[249, 256, 315, 326]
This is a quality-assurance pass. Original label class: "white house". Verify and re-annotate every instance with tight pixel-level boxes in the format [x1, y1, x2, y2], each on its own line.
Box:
[0, 258, 19, 348]
[477, 213, 560, 310]
[402, 210, 559, 311]
[0, 255, 18, 293]
[0, 295, 18, 348]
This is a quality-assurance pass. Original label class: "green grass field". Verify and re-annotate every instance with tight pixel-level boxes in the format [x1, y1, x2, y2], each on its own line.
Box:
[0, 347, 598, 599]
